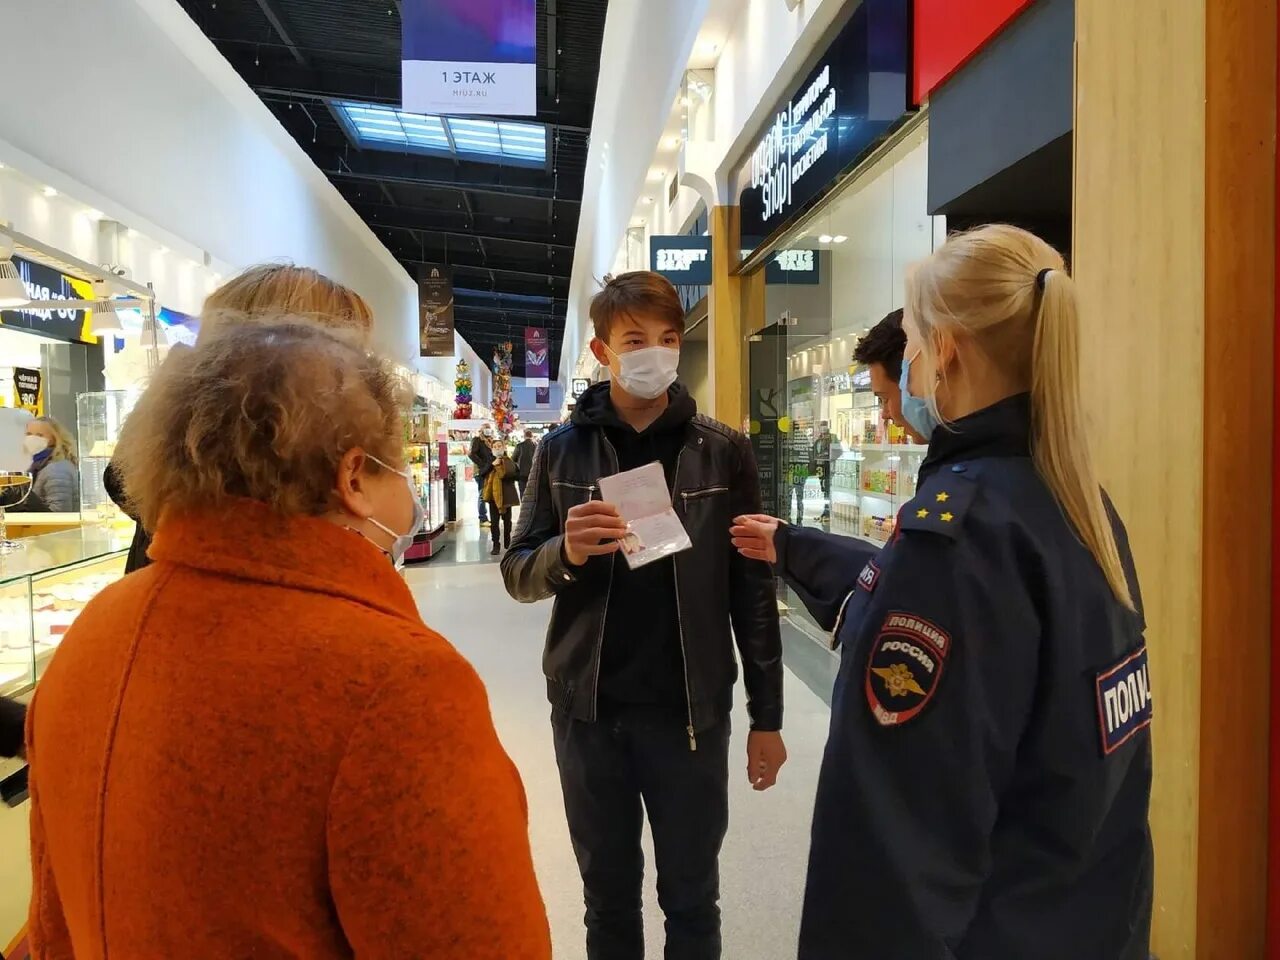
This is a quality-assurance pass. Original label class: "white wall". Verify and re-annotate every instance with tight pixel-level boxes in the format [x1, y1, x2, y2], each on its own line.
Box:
[0, 0, 429, 369]
[560, 0, 710, 384]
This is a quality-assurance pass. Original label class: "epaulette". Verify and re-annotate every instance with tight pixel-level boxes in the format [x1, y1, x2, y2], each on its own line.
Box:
[897, 464, 979, 540]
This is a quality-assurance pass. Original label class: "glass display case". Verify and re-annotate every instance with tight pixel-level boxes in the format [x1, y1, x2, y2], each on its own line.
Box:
[840, 443, 929, 544]
[403, 403, 450, 561]
[0, 526, 131, 697]
[76, 390, 137, 530]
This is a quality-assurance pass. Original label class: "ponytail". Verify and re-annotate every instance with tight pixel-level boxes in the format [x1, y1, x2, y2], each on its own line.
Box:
[1030, 272, 1134, 608]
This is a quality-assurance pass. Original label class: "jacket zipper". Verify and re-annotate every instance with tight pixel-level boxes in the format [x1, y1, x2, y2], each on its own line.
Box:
[671, 445, 698, 752]
[590, 437, 620, 724]
[680, 485, 728, 502]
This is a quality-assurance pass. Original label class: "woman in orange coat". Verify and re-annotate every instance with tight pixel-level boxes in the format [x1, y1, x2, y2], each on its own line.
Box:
[25, 320, 551, 959]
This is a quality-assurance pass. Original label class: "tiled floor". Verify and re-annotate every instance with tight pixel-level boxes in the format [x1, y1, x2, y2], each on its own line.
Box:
[411, 513, 832, 960]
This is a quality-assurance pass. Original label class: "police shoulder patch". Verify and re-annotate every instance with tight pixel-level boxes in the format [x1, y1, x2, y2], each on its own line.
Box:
[897, 468, 978, 540]
[865, 611, 952, 727]
[857, 557, 880, 593]
[1095, 646, 1153, 755]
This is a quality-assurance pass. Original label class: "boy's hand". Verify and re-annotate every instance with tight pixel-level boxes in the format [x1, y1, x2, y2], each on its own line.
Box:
[563, 501, 628, 566]
[731, 514, 781, 565]
[747, 731, 787, 791]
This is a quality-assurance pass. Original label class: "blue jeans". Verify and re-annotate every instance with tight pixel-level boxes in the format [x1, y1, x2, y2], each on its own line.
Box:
[476, 475, 488, 521]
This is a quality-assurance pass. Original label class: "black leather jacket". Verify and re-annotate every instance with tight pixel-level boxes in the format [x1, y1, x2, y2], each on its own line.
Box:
[500, 390, 783, 737]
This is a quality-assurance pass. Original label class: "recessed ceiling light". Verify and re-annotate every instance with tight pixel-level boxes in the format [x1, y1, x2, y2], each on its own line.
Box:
[642, 197, 654, 205]
[680, 96, 691, 108]
[651, 169, 666, 180]
[701, 40, 718, 55]
[667, 136, 681, 148]
[818, 234, 833, 244]
[833, 235, 848, 243]
[42, 186, 57, 198]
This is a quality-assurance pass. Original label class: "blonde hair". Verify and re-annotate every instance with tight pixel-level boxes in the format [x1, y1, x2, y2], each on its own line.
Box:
[114, 319, 411, 532]
[33, 416, 78, 466]
[905, 224, 1132, 608]
[200, 264, 374, 344]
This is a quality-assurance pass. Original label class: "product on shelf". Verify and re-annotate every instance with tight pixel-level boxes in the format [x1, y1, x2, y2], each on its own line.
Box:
[861, 514, 897, 543]
[861, 468, 899, 496]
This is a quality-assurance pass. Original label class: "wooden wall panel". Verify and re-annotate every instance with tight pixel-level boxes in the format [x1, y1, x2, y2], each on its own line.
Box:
[1198, 0, 1276, 956]
[709, 205, 755, 430]
[1074, 2, 1207, 957]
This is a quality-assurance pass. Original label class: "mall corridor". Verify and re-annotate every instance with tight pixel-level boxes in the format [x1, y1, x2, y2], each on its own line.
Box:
[406, 521, 831, 959]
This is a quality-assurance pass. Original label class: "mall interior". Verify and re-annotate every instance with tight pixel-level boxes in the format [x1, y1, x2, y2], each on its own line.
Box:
[0, 0, 1276, 957]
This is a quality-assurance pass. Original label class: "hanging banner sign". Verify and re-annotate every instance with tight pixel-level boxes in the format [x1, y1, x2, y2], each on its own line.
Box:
[402, 0, 538, 116]
[525, 327, 549, 388]
[535, 385, 551, 406]
[0, 256, 95, 344]
[418, 264, 456, 358]
[650, 235, 713, 286]
[734, 0, 911, 253]
[13, 367, 42, 416]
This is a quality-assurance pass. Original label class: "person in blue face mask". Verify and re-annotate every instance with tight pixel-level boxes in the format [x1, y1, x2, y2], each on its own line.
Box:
[736, 225, 1151, 960]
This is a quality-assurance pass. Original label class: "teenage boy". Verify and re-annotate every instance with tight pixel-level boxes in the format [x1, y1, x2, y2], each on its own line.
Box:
[502, 271, 786, 960]
[853, 308, 927, 444]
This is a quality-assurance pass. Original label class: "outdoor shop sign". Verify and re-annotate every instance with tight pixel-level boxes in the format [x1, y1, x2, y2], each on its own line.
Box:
[650, 235, 713, 286]
[0, 256, 95, 344]
[401, 0, 537, 116]
[735, 0, 911, 253]
[765, 248, 821, 286]
[418, 264, 456, 357]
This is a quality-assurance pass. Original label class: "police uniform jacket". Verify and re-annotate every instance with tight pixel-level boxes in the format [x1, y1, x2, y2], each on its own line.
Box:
[776, 393, 1153, 960]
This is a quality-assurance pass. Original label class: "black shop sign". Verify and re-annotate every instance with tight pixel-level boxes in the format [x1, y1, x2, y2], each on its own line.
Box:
[734, 0, 911, 256]
[0, 256, 92, 343]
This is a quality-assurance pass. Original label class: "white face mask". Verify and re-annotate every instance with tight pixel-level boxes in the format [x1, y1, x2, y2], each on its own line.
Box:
[607, 345, 680, 400]
[362, 454, 425, 569]
[23, 435, 49, 456]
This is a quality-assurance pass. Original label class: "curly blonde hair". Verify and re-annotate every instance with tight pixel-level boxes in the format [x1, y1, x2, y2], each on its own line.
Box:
[199, 264, 374, 343]
[113, 319, 411, 531]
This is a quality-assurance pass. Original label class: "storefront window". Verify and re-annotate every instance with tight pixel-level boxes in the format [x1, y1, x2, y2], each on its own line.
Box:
[747, 122, 944, 630]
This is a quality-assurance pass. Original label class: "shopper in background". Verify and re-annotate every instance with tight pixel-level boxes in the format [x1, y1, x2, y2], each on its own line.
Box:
[24, 416, 80, 513]
[513, 428, 537, 500]
[503, 271, 785, 960]
[0, 695, 25, 759]
[752, 225, 1151, 959]
[809, 420, 841, 522]
[483, 440, 521, 555]
[469, 424, 496, 525]
[103, 263, 375, 574]
[853, 308, 929, 445]
[26, 320, 550, 960]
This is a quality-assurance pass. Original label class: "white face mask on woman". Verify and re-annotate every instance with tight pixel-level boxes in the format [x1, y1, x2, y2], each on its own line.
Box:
[607, 345, 680, 400]
[23, 435, 50, 457]
[362, 454, 426, 568]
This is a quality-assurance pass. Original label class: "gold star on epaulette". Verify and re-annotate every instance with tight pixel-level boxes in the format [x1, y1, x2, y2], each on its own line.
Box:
[935, 491, 950, 503]
[940, 511, 954, 522]
[916, 508, 929, 519]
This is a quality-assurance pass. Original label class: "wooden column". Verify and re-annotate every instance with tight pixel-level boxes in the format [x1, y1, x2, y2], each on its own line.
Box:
[1075, 1, 1276, 956]
[707, 205, 762, 429]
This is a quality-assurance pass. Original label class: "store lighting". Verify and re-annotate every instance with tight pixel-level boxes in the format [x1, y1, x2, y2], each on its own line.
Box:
[680, 96, 691, 108]
[126, 228, 139, 240]
[42, 186, 57, 198]
[818, 234, 833, 244]
[642, 197, 654, 205]
[701, 40, 719, 55]
[651, 169, 666, 181]
[89, 280, 124, 336]
[0, 235, 28, 308]
[832, 235, 848, 243]
[667, 136, 681, 148]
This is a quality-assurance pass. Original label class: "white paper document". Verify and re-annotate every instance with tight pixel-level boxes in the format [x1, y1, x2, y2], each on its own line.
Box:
[598, 461, 693, 570]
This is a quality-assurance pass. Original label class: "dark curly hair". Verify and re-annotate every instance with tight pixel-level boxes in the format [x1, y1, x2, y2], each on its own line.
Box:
[853, 309, 907, 381]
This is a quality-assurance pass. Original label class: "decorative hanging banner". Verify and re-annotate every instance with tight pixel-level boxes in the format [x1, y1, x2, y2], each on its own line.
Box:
[13, 367, 42, 416]
[535, 386, 551, 406]
[418, 264, 455, 358]
[524, 327, 549, 388]
[402, 0, 538, 116]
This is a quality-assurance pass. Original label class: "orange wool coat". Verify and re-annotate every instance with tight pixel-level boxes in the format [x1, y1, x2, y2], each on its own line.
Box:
[26, 500, 551, 959]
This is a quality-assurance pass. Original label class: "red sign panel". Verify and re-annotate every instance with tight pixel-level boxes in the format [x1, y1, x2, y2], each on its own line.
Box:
[913, 0, 1035, 102]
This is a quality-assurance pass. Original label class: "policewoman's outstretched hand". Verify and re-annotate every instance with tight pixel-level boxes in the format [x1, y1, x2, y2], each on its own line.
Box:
[731, 514, 780, 565]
